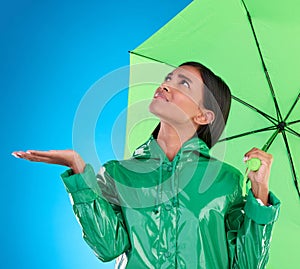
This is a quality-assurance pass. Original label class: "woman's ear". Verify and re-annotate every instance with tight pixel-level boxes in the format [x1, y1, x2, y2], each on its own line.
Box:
[194, 109, 215, 125]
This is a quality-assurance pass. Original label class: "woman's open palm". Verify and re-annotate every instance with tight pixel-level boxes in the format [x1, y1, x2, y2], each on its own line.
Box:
[12, 149, 85, 174]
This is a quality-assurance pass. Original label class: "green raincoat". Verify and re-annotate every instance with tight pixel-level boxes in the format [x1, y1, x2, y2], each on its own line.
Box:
[61, 136, 280, 269]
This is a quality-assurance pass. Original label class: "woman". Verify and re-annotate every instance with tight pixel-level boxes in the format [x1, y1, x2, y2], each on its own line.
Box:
[13, 62, 280, 268]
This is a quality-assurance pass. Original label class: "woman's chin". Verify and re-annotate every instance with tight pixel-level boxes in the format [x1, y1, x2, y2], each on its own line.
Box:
[149, 100, 161, 115]
[149, 101, 170, 118]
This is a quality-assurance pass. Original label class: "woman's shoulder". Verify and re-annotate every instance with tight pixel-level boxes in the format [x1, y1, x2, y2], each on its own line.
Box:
[220, 161, 243, 178]
[206, 158, 244, 189]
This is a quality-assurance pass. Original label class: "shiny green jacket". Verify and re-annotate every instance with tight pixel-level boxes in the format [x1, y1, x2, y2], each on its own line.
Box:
[61, 136, 280, 269]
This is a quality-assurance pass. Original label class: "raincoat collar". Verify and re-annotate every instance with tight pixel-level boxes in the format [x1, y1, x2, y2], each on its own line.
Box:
[132, 135, 211, 161]
[132, 135, 211, 214]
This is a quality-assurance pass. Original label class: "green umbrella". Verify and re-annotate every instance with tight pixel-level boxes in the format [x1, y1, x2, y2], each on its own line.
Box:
[125, 0, 300, 268]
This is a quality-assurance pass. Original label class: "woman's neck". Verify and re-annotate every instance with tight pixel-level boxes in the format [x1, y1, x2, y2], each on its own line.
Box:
[157, 121, 197, 161]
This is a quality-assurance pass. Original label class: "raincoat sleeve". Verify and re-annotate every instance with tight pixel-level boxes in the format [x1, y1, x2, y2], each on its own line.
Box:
[225, 175, 281, 269]
[60, 163, 130, 262]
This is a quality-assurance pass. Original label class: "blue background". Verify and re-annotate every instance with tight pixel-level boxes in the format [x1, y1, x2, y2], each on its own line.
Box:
[1, 0, 191, 268]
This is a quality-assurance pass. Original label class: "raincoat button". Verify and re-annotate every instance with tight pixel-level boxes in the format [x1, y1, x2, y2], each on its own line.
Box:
[164, 204, 172, 211]
[164, 251, 171, 258]
[167, 166, 173, 172]
[153, 208, 159, 214]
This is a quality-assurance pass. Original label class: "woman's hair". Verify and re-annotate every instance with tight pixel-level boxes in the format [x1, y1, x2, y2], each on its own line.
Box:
[152, 61, 231, 148]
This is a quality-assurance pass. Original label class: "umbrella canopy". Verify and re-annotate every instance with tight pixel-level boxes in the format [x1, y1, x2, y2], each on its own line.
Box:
[125, 0, 300, 268]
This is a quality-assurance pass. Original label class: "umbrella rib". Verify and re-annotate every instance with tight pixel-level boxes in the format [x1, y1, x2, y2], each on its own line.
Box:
[287, 119, 300, 126]
[281, 130, 300, 197]
[286, 127, 300, 138]
[232, 95, 277, 125]
[261, 129, 280, 152]
[129, 51, 176, 67]
[240, 0, 283, 122]
[218, 126, 276, 143]
[284, 92, 300, 121]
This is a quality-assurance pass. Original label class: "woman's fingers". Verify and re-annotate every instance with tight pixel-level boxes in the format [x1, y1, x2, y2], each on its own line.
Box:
[244, 147, 273, 167]
[12, 151, 30, 159]
[12, 150, 46, 158]
[12, 151, 52, 163]
[25, 150, 59, 157]
[12, 151, 23, 158]
[12, 150, 60, 163]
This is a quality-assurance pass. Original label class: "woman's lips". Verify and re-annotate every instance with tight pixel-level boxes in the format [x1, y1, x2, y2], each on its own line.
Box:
[154, 91, 169, 102]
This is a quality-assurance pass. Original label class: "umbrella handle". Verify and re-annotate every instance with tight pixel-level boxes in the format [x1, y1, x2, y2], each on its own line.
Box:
[247, 158, 261, 171]
[243, 158, 262, 195]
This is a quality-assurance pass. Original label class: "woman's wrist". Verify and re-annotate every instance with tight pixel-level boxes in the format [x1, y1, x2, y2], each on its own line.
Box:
[69, 154, 86, 174]
[251, 183, 269, 205]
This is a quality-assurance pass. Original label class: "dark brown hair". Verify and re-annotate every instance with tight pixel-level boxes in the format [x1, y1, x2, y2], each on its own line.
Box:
[181, 62, 231, 148]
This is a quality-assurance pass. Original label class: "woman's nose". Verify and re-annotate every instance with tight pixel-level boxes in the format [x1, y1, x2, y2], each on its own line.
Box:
[161, 84, 170, 92]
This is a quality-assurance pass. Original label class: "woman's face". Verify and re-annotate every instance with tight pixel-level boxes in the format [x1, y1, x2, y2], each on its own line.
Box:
[149, 65, 208, 127]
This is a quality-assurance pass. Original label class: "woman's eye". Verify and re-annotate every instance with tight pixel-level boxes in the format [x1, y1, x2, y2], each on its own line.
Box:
[165, 76, 171, 82]
[181, 80, 190, 88]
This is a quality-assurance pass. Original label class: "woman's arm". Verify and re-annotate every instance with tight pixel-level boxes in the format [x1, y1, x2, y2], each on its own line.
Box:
[12, 150, 131, 261]
[61, 164, 130, 261]
[226, 189, 280, 269]
[226, 148, 280, 268]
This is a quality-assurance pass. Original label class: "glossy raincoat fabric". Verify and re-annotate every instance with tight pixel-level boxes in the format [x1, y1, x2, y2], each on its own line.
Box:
[61, 136, 280, 269]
